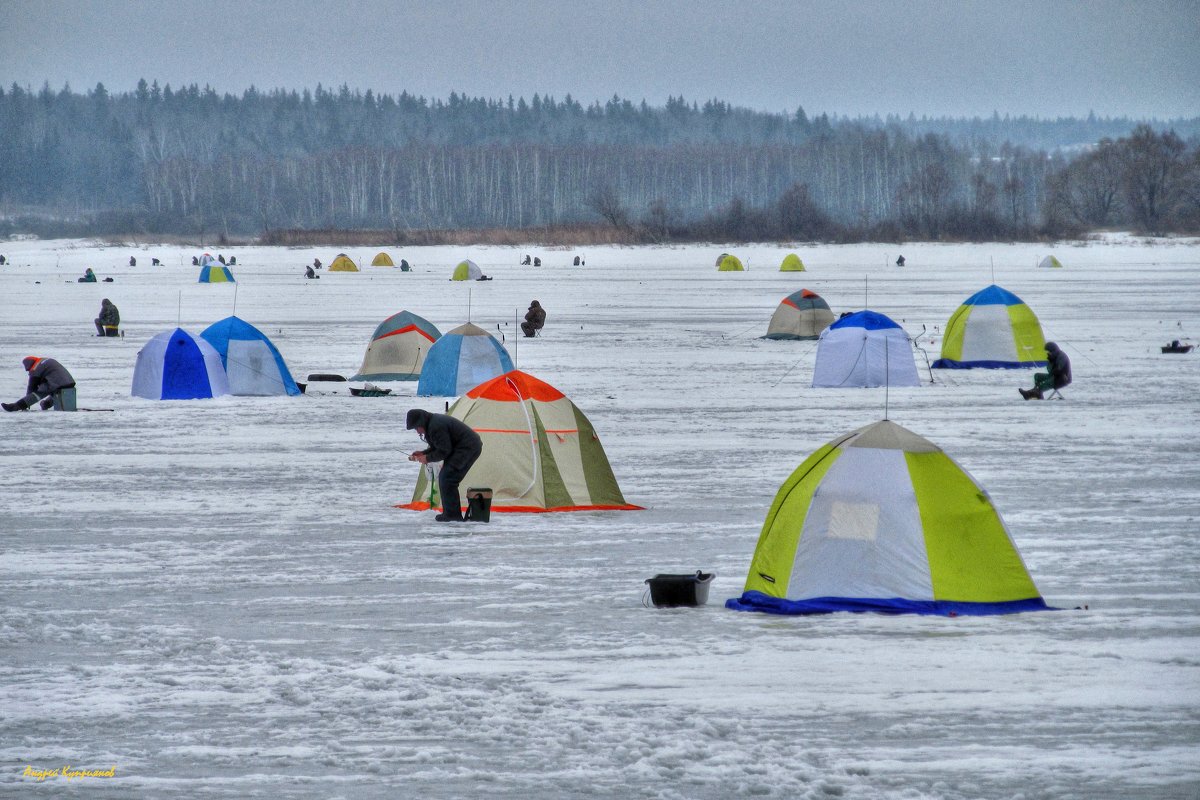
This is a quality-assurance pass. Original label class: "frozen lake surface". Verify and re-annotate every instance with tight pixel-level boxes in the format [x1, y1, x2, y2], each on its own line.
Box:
[2, 237, 1199, 798]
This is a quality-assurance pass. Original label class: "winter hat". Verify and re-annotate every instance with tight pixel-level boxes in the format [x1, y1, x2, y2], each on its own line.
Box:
[1044, 341, 1058, 352]
[22, 356, 38, 371]
[406, 409, 428, 430]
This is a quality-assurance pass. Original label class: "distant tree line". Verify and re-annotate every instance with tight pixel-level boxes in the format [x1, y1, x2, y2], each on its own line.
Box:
[0, 80, 1197, 241]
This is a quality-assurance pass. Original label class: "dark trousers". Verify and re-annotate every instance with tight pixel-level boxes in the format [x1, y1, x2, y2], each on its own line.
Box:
[438, 446, 483, 519]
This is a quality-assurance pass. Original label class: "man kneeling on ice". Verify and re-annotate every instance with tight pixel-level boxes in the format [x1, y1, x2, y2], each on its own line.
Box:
[3, 356, 76, 412]
[406, 409, 483, 522]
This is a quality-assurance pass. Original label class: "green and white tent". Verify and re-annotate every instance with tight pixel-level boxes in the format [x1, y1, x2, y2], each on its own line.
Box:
[726, 420, 1051, 616]
[452, 259, 485, 281]
[932, 284, 1047, 369]
[1038, 255, 1063, 269]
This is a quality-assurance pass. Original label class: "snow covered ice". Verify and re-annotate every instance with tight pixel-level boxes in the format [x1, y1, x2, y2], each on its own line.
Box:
[1, 237, 1198, 799]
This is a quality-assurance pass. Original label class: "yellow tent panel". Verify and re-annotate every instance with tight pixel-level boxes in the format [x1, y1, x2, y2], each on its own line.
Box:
[329, 253, 359, 272]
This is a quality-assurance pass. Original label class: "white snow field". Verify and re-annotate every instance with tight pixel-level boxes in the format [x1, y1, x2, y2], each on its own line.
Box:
[1, 237, 1198, 799]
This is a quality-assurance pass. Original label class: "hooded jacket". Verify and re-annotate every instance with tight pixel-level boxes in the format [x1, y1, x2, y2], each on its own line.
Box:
[98, 299, 120, 327]
[24, 357, 76, 395]
[406, 409, 482, 468]
[524, 301, 546, 329]
[1044, 342, 1072, 389]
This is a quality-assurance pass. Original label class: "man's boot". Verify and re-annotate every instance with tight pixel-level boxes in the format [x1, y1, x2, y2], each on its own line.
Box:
[1019, 387, 1043, 400]
[39, 396, 55, 411]
[3, 396, 31, 412]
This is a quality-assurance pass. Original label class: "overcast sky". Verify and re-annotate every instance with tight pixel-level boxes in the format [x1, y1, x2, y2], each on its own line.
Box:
[2, 0, 1197, 119]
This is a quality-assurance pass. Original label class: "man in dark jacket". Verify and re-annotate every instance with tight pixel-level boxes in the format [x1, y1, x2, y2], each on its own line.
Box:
[95, 298, 120, 336]
[406, 409, 484, 521]
[3, 356, 77, 411]
[1021, 341, 1072, 400]
[521, 300, 546, 337]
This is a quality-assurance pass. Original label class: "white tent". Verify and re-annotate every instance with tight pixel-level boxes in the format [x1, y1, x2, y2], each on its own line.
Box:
[812, 310, 920, 388]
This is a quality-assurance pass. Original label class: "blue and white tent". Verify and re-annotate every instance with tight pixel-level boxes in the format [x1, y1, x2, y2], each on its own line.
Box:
[812, 310, 920, 388]
[200, 316, 301, 396]
[132, 328, 230, 400]
[417, 322, 515, 396]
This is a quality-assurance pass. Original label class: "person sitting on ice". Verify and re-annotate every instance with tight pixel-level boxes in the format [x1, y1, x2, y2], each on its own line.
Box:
[521, 300, 546, 337]
[94, 298, 120, 337]
[3, 356, 76, 412]
[78, 268, 97, 283]
[1020, 342, 1072, 400]
[305, 265, 318, 279]
[896, 255, 906, 267]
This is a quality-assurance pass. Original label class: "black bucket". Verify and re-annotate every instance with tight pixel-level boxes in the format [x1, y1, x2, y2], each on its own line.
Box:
[465, 487, 493, 523]
[645, 571, 715, 607]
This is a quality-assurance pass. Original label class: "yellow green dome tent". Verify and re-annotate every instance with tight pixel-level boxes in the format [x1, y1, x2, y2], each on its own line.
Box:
[371, 252, 395, 267]
[717, 254, 744, 272]
[452, 259, 485, 281]
[780, 253, 806, 272]
[1038, 255, 1063, 269]
[726, 420, 1051, 616]
[932, 285, 1047, 369]
[329, 253, 359, 272]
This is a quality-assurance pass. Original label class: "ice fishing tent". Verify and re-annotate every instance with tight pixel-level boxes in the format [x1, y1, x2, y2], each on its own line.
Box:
[416, 323, 515, 397]
[451, 259, 485, 281]
[350, 310, 441, 381]
[132, 328, 230, 400]
[812, 310, 919, 387]
[399, 370, 643, 514]
[726, 420, 1050, 616]
[764, 289, 835, 340]
[932, 285, 1047, 369]
[198, 263, 235, 283]
[717, 254, 745, 271]
[329, 253, 359, 272]
[1038, 255, 1063, 269]
[198, 253, 217, 267]
[780, 253, 806, 272]
[200, 315, 301, 396]
[371, 252, 395, 267]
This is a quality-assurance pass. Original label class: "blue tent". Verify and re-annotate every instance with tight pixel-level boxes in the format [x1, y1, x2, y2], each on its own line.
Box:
[812, 310, 920, 388]
[132, 328, 230, 400]
[417, 322, 515, 396]
[200, 316, 300, 396]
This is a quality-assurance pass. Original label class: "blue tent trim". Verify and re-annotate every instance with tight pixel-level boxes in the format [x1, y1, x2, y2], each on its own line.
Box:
[725, 591, 1054, 616]
[932, 358, 1048, 370]
[829, 310, 902, 331]
[966, 285, 1023, 306]
[163, 329, 214, 399]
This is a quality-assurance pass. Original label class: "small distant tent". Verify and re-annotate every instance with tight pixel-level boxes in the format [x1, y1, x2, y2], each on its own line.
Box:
[198, 263, 235, 283]
[780, 253, 806, 272]
[350, 310, 441, 381]
[371, 252, 395, 267]
[1038, 255, 1063, 269]
[417, 323, 515, 397]
[932, 285, 1047, 369]
[200, 315, 301, 396]
[398, 370, 643, 514]
[329, 253, 359, 272]
[764, 289, 835, 340]
[717, 254, 745, 272]
[198, 253, 217, 267]
[812, 310, 919, 388]
[132, 328, 230, 400]
[451, 259, 485, 281]
[726, 420, 1051, 616]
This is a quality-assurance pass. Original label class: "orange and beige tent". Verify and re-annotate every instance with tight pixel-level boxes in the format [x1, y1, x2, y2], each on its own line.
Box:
[398, 370, 642, 514]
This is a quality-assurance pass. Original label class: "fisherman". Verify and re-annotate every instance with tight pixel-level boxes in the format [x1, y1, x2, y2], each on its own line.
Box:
[521, 300, 546, 337]
[406, 409, 483, 522]
[129, 256, 136, 267]
[304, 265, 318, 279]
[3, 356, 77, 412]
[521, 254, 531, 265]
[94, 298, 120, 336]
[78, 267, 97, 283]
[896, 255, 906, 267]
[1020, 342, 1072, 400]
